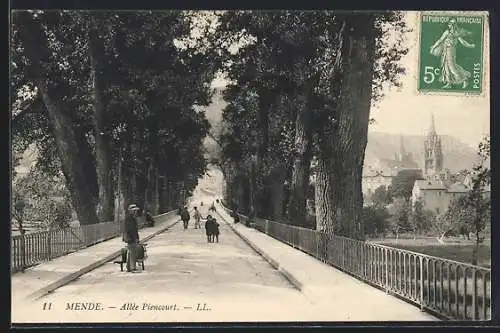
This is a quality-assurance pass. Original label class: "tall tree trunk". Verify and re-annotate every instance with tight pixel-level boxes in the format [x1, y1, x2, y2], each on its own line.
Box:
[143, 160, 152, 213]
[232, 171, 244, 213]
[253, 88, 272, 217]
[287, 91, 313, 225]
[167, 180, 175, 210]
[315, 154, 336, 261]
[130, 139, 145, 211]
[120, 142, 134, 213]
[38, 82, 99, 226]
[115, 149, 125, 225]
[162, 178, 170, 212]
[143, 160, 157, 214]
[235, 174, 248, 215]
[248, 161, 257, 218]
[151, 163, 160, 214]
[315, 156, 336, 234]
[88, 23, 114, 222]
[158, 174, 166, 213]
[331, 14, 377, 240]
[270, 168, 287, 221]
[226, 161, 241, 209]
[135, 169, 146, 213]
[222, 162, 233, 205]
[17, 13, 99, 226]
[178, 181, 185, 208]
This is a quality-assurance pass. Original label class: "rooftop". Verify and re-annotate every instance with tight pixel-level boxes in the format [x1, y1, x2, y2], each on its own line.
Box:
[362, 170, 394, 178]
[447, 182, 470, 193]
[414, 179, 447, 190]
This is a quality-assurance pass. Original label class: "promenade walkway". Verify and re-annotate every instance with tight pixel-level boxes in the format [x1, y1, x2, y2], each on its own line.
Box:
[11, 194, 439, 323]
[11, 211, 179, 303]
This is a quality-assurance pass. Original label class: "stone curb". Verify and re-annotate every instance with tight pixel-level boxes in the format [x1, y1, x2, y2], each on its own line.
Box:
[214, 209, 303, 292]
[27, 215, 179, 301]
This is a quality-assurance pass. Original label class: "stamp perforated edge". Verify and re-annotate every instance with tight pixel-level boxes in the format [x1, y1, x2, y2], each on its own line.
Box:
[414, 10, 489, 98]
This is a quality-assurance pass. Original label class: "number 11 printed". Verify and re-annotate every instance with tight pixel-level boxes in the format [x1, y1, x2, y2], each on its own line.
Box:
[418, 12, 485, 94]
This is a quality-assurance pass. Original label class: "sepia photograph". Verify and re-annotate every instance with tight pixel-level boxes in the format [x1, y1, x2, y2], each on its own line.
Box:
[10, 9, 491, 324]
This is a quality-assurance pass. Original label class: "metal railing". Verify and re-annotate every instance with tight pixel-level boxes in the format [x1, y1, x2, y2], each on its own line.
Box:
[220, 202, 491, 321]
[11, 210, 175, 274]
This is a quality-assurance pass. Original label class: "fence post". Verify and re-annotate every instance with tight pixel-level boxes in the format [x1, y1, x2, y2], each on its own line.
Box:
[385, 249, 389, 293]
[472, 269, 477, 320]
[341, 239, 345, 268]
[265, 220, 269, 235]
[361, 243, 365, 279]
[20, 231, 26, 272]
[47, 229, 52, 260]
[420, 256, 424, 311]
[316, 232, 320, 260]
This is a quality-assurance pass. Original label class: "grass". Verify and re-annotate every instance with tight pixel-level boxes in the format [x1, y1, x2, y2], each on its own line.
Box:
[369, 236, 491, 268]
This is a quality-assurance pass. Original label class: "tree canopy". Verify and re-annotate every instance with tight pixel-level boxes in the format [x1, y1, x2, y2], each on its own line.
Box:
[12, 10, 412, 241]
[11, 10, 218, 226]
[213, 11, 409, 237]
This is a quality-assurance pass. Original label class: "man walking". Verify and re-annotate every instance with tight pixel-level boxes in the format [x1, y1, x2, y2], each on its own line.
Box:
[193, 206, 202, 229]
[124, 204, 140, 273]
[205, 214, 214, 243]
[181, 206, 190, 230]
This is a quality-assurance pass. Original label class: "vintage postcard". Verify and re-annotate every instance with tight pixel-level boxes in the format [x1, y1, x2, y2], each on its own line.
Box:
[10, 10, 491, 325]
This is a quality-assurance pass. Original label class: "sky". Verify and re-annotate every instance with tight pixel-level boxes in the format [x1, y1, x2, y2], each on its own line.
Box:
[211, 11, 490, 149]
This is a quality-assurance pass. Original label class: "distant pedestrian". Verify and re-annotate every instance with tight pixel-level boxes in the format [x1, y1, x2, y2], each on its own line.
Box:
[209, 202, 216, 212]
[181, 206, 190, 230]
[205, 215, 220, 243]
[212, 217, 220, 243]
[123, 204, 140, 273]
[231, 202, 240, 224]
[230, 210, 240, 224]
[193, 206, 202, 229]
[145, 210, 154, 227]
[205, 215, 214, 243]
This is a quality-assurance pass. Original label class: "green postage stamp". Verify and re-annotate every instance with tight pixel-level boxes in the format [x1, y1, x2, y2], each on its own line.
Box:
[418, 13, 485, 94]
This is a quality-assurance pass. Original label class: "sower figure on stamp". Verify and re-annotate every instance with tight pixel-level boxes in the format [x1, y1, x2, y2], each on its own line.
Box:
[430, 18, 476, 89]
[124, 204, 140, 273]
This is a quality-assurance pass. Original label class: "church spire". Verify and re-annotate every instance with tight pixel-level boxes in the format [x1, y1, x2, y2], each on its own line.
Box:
[429, 112, 436, 134]
[424, 112, 443, 179]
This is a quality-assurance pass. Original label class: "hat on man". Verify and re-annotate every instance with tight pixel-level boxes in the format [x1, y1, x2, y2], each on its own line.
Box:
[128, 204, 140, 211]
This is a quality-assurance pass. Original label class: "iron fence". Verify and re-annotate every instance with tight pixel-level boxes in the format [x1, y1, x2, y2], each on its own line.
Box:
[11, 210, 175, 273]
[221, 203, 491, 321]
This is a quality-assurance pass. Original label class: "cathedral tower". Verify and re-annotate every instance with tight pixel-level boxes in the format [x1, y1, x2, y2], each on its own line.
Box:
[424, 113, 443, 179]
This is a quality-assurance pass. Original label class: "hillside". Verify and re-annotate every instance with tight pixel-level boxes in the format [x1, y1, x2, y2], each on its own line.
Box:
[365, 132, 479, 173]
[197, 88, 480, 174]
[198, 89, 480, 174]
